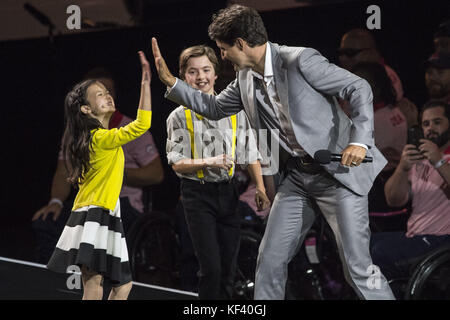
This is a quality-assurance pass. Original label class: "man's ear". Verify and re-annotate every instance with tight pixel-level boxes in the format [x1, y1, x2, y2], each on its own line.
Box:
[80, 105, 91, 115]
[235, 38, 245, 50]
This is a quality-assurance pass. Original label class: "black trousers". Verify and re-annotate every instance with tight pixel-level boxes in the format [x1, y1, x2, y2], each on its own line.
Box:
[180, 178, 241, 299]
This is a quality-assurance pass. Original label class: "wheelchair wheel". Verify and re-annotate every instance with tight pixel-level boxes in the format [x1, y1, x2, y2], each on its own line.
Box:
[405, 245, 450, 300]
[233, 229, 262, 300]
[128, 211, 181, 289]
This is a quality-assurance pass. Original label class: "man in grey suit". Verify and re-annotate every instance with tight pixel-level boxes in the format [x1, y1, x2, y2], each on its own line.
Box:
[152, 4, 394, 300]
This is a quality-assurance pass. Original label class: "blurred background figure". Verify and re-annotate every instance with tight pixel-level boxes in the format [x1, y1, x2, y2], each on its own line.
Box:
[424, 52, 450, 103]
[338, 28, 419, 129]
[338, 28, 404, 102]
[352, 61, 412, 213]
[434, 20, 450, 55]
[371, 100, 450, 291]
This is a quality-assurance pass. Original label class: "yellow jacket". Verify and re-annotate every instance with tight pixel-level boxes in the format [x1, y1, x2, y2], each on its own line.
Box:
[72, 109, 152, 211]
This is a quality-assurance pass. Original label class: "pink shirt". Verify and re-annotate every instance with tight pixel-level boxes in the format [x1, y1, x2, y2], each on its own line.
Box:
[59, 111, 159, 213]
[406, 148, 450, 237]
[374, 104, 407, 172]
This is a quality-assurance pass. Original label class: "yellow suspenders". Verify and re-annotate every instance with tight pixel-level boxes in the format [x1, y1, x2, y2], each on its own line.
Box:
[229, 114, 237, 177]
[184, 107, 237, 180]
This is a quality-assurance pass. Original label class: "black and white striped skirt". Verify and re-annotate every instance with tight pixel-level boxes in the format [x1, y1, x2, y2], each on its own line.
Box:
[47, 199, 132, 286]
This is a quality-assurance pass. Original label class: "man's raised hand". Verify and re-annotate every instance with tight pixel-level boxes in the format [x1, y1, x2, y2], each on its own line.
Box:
[151, 37, 176, 87]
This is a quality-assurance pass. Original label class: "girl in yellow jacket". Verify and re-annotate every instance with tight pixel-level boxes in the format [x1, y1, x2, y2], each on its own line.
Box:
[47, 51, 152, 300]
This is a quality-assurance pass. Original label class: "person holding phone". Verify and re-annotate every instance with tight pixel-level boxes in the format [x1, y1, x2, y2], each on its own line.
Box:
[371, 100, 450, 286]
[407, 125, 425, 150]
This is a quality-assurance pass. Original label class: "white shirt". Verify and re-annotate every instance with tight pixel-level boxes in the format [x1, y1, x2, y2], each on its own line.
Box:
[253, 43, 367, 152]
[251, 44, 306, 156]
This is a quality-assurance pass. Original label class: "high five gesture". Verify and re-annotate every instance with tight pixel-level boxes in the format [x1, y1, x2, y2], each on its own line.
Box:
[151, 37, 176, 87]
[137, 50, 152, 112]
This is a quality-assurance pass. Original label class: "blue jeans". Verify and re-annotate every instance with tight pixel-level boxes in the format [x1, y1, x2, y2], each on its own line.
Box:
[370, 231, 450, 279]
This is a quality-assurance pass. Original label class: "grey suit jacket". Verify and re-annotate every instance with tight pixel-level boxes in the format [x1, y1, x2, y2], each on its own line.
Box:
[166, 42, 387, 195]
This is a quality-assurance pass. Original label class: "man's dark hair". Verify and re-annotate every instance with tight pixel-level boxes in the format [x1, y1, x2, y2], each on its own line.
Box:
[208, 5, 268, 47]
[420, 100, 450, 121]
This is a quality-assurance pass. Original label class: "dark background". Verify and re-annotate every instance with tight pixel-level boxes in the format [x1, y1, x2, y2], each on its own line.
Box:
[0, 0, 449, 261]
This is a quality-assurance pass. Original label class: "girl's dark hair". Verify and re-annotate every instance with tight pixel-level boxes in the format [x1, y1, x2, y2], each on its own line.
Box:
[352, 62, 397, 106]
[208, 4, 268, 47]
[62, 79, 103, 185]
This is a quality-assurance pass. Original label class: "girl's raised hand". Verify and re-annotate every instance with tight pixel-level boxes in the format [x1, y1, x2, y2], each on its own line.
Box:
[138, 51, 151, 84]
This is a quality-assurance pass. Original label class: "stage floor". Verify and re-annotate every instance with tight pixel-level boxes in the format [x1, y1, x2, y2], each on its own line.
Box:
[0, 256, 198, 300]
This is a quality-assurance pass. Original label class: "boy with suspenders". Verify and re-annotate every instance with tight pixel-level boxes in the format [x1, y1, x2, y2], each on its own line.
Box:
[166, 45, 270, 299]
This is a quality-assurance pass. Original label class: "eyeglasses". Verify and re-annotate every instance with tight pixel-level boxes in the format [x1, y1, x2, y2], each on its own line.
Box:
[338, 48, 371, 57]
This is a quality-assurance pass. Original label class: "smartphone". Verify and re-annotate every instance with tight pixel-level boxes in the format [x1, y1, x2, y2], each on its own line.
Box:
[407, 125, 424, 148]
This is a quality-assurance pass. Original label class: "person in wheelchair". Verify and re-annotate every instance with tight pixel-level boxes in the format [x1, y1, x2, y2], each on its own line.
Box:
[166, 45, 270, 299]
[371, 100, 450, 282]
[31, 67, 164, 265]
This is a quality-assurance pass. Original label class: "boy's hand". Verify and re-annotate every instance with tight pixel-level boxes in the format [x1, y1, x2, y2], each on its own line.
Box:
[255, 188, 271, 211]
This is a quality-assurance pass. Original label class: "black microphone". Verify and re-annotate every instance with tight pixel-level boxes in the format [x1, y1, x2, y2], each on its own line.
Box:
[314, 149, 373, 165]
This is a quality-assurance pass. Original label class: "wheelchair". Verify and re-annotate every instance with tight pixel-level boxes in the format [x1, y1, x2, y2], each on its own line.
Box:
[386, 244, 450, 300]
[127, 210, 182, 289]
[127, 187, 183, 290]
[232, 216, 264, 300]
[405, 244, 450, 299]
[369, 207, 450, 300]
[233, 205, 358, 300]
